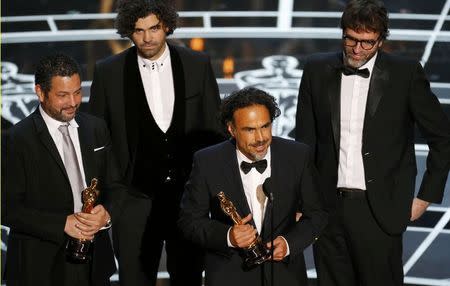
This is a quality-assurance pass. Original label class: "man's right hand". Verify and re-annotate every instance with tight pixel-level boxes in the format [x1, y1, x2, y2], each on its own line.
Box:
[229, 213, 257, 248]
[64, 214, 94, 240]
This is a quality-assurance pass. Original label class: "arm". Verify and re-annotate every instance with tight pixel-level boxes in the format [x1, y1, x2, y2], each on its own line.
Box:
[89, 63, 108, 120]
[5, 134, 67, 244]
[295, 61, 317, 153]
[409, 62, 450, 219]
[282, 148, 328, 258]
[178, 154, 231, 254]
[201, 55, 225, 140]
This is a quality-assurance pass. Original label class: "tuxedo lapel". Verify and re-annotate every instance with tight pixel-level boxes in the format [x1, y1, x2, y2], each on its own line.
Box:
[219, 140, 253, 226]
[76, 115, 95, 186]
[32, 109, 69, 182]
[366, 52, 389, 118]
[327, 54, 343, 157]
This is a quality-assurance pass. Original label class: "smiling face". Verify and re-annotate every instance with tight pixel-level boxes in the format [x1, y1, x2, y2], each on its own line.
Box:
[343, 28, 383, 68]
[36, 74, 82, 122]
[227, 104, 272, 161]
[131, 13, 169, 60]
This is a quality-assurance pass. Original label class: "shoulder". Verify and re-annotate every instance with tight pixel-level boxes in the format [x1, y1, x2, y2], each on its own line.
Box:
[376, 51, 419, 70]
[8, 114, 35, 139]
[272, 136, 310, 155]
[95, 47, 132, 69]
[193, 139, 233, 161]
[76, 112, 108, 131]
[169, 43, 210, 64]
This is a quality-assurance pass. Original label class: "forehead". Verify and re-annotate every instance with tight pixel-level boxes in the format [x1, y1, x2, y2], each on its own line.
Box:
[344, 28, 380, 40]
[135, 13, 160, 28]
[232, 104, 271, 127]
[49, 74, 81, 92]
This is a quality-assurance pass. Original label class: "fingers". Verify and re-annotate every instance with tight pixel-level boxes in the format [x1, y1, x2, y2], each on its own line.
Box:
[266, 237, 287, 261]
[230, 224, 257, 248]
[241, 213, 253, 224]
[64, 215, 94, 240]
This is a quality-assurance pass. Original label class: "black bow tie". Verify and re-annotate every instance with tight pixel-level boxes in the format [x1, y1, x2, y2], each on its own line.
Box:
[340, 65, 370, 78]
[240, 159, 268, 174]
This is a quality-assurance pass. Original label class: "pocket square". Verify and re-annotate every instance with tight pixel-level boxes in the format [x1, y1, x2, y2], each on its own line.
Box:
[94, 146, 106, 152]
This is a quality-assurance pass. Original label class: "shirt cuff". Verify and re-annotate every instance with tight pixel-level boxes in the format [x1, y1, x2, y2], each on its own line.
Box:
[227, 227, 235, 247]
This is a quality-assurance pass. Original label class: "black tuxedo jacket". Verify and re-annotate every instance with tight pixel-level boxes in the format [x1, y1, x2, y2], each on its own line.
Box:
[89, 44, 222, 193]
[4, 109, 124, 286]
[296, 51, 450, 235]
[178, 137, 328, 286]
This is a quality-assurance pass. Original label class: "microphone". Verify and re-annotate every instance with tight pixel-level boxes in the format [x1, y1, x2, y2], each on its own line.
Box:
[262, 177, 274, 202]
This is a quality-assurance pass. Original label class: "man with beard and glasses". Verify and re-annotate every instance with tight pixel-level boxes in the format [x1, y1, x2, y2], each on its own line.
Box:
[295, 0, 450, 285]
[4, 54, 125, 286]
[179, 87, 327, 286]
[89, 0, 222, 285]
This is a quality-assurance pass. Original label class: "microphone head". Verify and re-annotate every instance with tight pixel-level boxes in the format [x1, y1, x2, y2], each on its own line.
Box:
[262, 177, 273, 198]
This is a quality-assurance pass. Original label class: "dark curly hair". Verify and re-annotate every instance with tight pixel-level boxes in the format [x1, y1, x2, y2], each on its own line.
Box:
[35, 53, 81, 94]
[341, 0, 390, 40]
[219, 87, 281, 127]
[115, 0, 178, 38]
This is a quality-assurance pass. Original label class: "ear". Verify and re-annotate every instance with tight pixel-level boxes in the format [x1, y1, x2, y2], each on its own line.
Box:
[227, 123, 235, 138]
[35, 84, 45, 103]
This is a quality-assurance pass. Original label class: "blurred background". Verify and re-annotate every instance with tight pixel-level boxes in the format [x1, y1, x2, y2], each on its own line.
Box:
[2, 0, 450, 285]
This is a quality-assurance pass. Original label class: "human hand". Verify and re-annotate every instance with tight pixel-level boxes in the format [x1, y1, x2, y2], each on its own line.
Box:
[410, 198, 430, 221]
[266, 236, 288, 261]
[64, 214, 94, 240]
[74, 204, 110, 236]
[229, 213, 257, 248]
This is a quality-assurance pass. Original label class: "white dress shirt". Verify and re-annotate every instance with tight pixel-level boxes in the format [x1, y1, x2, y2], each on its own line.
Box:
[39, 105, 87, 212]
[138, 43, 175, 133]
[337, 53, 377, 190]
[226, 148, 290, 256]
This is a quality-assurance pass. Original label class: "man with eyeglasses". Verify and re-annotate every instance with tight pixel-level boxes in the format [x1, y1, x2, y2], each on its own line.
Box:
[295, 0, 450, 285]
[89, 0, 223, 285]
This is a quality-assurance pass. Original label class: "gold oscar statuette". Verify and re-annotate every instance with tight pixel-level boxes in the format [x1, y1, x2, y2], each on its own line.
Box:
[65, 178, 99, 263]
[217, 191, 270, 269]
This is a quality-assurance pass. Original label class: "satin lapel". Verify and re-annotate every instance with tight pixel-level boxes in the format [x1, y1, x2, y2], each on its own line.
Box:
[168, 44, 186, 132]
[33, 109, 69, 181]
[366, 52, 388, 118]
[123, 47, 143, 168]
[220, 140, 254, 226]
[327, 54, 343, 157]
[76, 115, 94, 185]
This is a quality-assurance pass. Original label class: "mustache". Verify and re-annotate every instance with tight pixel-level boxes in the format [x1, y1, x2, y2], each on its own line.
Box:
[250, 141, 268, 147]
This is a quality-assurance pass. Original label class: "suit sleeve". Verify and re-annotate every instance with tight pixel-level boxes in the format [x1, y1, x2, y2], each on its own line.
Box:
[283, 148, 328, 258]
[409, 62, 450, 203]
[95, 119, 126, 223]
[178, 154, 230, 254]
[5, 133, 66, 244]
[295, 60, 317, 154]
[201, 55, 225, 138]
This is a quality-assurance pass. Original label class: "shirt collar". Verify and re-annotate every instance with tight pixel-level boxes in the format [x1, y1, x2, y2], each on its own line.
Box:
[138, 42, 170, 72]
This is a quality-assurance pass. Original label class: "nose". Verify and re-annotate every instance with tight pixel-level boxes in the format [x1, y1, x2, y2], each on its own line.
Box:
[255, 129, 264, 142]
[143, 30, 152, 42]
[353, 42, 363, 53]
[68, 94, 78, 106]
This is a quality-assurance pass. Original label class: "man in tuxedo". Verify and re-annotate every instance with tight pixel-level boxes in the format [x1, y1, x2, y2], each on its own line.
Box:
[295, 0, 450, 285]
[4, 54, 123, 286]
[179, 87, 328, 286]
[89, 0, 222, 285]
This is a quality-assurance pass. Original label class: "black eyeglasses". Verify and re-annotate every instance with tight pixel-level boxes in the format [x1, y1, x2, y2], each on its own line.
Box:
[343, 34, 380, 50]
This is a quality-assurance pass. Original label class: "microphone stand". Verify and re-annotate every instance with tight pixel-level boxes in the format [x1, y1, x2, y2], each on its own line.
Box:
[268, 192, 274, 286]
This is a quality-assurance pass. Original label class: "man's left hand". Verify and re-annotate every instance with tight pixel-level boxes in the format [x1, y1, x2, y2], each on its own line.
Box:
[75, 204, 111, 236]
[410, 198, 431, 221]
[266, 236, 287, 261]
